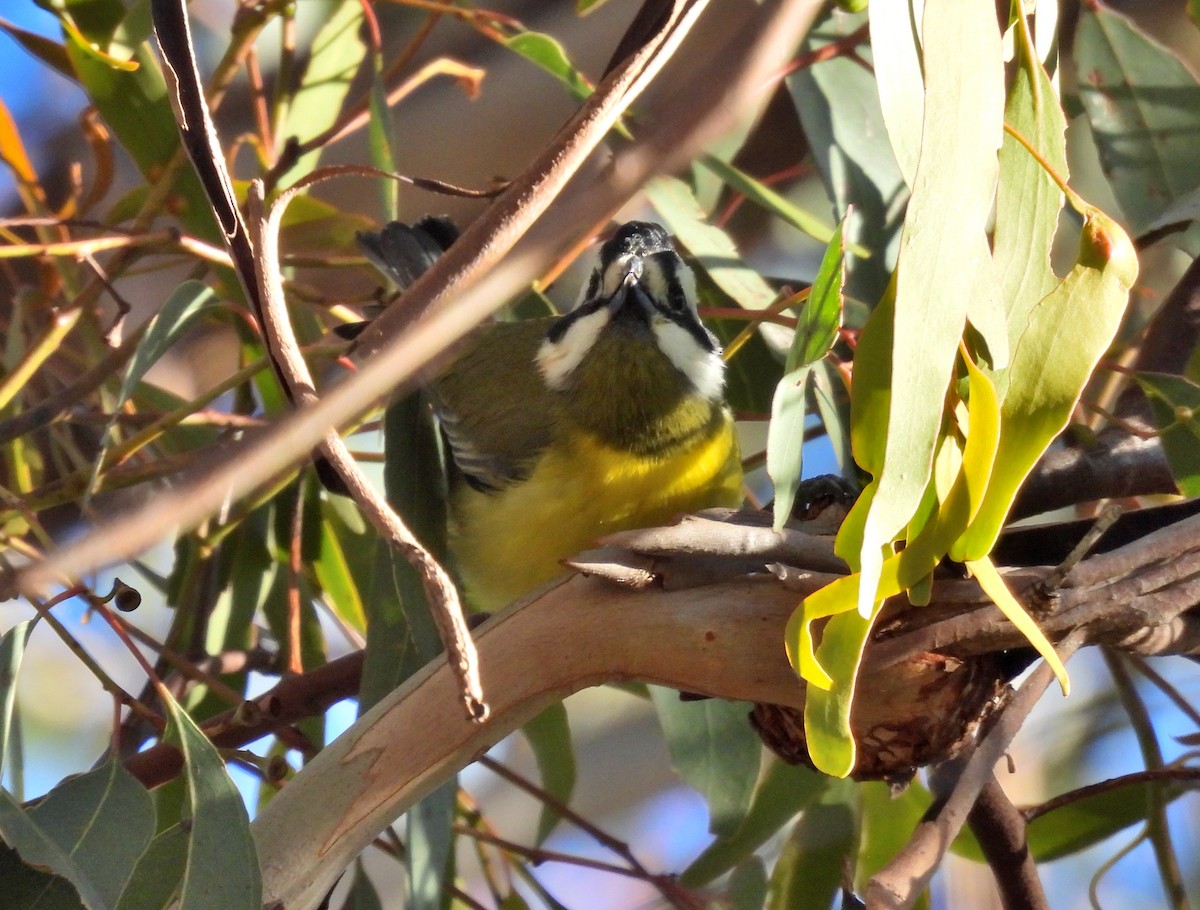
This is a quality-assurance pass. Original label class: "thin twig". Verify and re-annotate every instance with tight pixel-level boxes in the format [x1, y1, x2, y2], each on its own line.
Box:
[1102, 649, 1190, 910]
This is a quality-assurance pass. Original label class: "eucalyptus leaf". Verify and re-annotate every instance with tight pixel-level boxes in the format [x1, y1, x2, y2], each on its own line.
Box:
[767, 779, 857, 910]
[768, 221, 845, 528]
[1074, 4, 1200, 234]
[857, 0, 1004, 618]
[0, 619, 33, 782]
[651, 689, 761, 838]
[162, 690, 262, 910]
[523, 702, 576, 846]
[1137, 372, 1200, 497]
[681, 758, 826, 887]
[276, 0, 365, 186]
[28, 757, 155, 907]
[0, 789, 110, 910]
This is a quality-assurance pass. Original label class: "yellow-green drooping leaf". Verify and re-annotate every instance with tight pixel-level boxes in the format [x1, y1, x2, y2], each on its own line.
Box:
[966, 556, 1069, 694]
[769, 221, 845, 529]
[856, 0, 1004, 618]
[955, 207, 1138, 560]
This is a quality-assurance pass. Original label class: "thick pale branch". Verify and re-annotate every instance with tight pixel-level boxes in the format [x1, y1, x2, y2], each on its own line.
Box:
[251, 574, 811, 910]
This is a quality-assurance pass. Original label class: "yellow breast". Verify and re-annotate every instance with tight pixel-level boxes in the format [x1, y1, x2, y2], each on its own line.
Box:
[449, 418, 742, 610]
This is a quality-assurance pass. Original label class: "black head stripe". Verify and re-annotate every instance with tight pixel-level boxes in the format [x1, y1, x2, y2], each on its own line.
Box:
[599, 221, 674, 268]
[545, 292, 613, 343]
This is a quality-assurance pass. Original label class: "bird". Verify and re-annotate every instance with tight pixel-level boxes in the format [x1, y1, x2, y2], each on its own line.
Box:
[356, 218, 744, 611]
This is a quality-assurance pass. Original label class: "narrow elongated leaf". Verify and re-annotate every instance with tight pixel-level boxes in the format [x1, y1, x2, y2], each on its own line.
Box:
[162, 690, 262, 910]
[1137, 373, 1200, 497]
[768, 222, 845, 528]
[993, 14, 1067, 360]
[788, 12, 906, 305]
[28, 757, 156, 907]
[523, 703, 576, 846]
[65, 37, 219, 243]
[681, 758, 826, 887]
[857, 0, 1004, 617]
[0, 15, 74, 78]
[697, 154, 848, 250]
[651, 689, 761, 838]
[276, 0, 365, 186]
[506, 32, 591, 101]
[955, 208, 1138, 557]
[767, 779, 857, 910]
[727, 858, 768, 910]
[856, 781, 931, 895]
[869, 0, 924, 188]
[0, 620, 33, 781]
[646, 177, 777, 313]
[1075, 5, 1200, 234]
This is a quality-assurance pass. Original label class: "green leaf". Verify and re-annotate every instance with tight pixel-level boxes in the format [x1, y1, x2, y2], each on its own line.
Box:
[857, 0, 1004, 617]
[1074, 4, 1200, 234]
[788, 11, 906, 305]
[523, 703, 576, 846]
[1137, 373, 1200, 497]
[114, 824, 188, 910]
[646, 176, 778, 313]
[696, 154, 853, 252]
[407, 782, 455, 910]
[868, 0, 924, 188]
[276, 0, 365, 186]
[768, 222, 845, 528]
[162, 690, 262, 910]
[314, 497, 371, 633]
[651, 690, 761, 838]
[505, 32, 591, 101]
[65, 36, 220, 243]
[955, 208, 1138, 557]
[0, 788, 110, 910]
[0, 620, 34, 783]
[993, 13, 1067, 362]
[681, 758, 826, 887]
[28, 757, 156, 907]
[726, 857, 768, 910]
[856, 781, 930, 896]
[767, 779, 857, 910]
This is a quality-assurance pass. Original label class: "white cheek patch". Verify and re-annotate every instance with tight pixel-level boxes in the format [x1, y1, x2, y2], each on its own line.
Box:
[537, 308, 610, 389]
[653, 318, 726, 401]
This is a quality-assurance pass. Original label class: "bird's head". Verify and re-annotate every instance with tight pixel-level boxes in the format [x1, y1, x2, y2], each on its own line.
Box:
[536, 222, 724, 401]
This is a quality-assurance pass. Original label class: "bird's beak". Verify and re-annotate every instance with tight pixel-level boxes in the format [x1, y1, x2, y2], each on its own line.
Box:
[605, 258, 650, 317]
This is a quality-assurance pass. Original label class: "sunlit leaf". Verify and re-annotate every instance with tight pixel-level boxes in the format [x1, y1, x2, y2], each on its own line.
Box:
[768, 221, 845, 528]
[993, 12, 1067, 362]
[955, 207, 1137, 557]
[646, 176, 777, 313]
[506, 32, 591, 101]
[276, 0, 365, 186]
[869, 0, 924, 188]
[857, 0, 1004, 618]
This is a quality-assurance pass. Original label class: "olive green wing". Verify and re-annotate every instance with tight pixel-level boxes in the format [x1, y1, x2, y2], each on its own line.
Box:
[428, 318, 559, 491]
